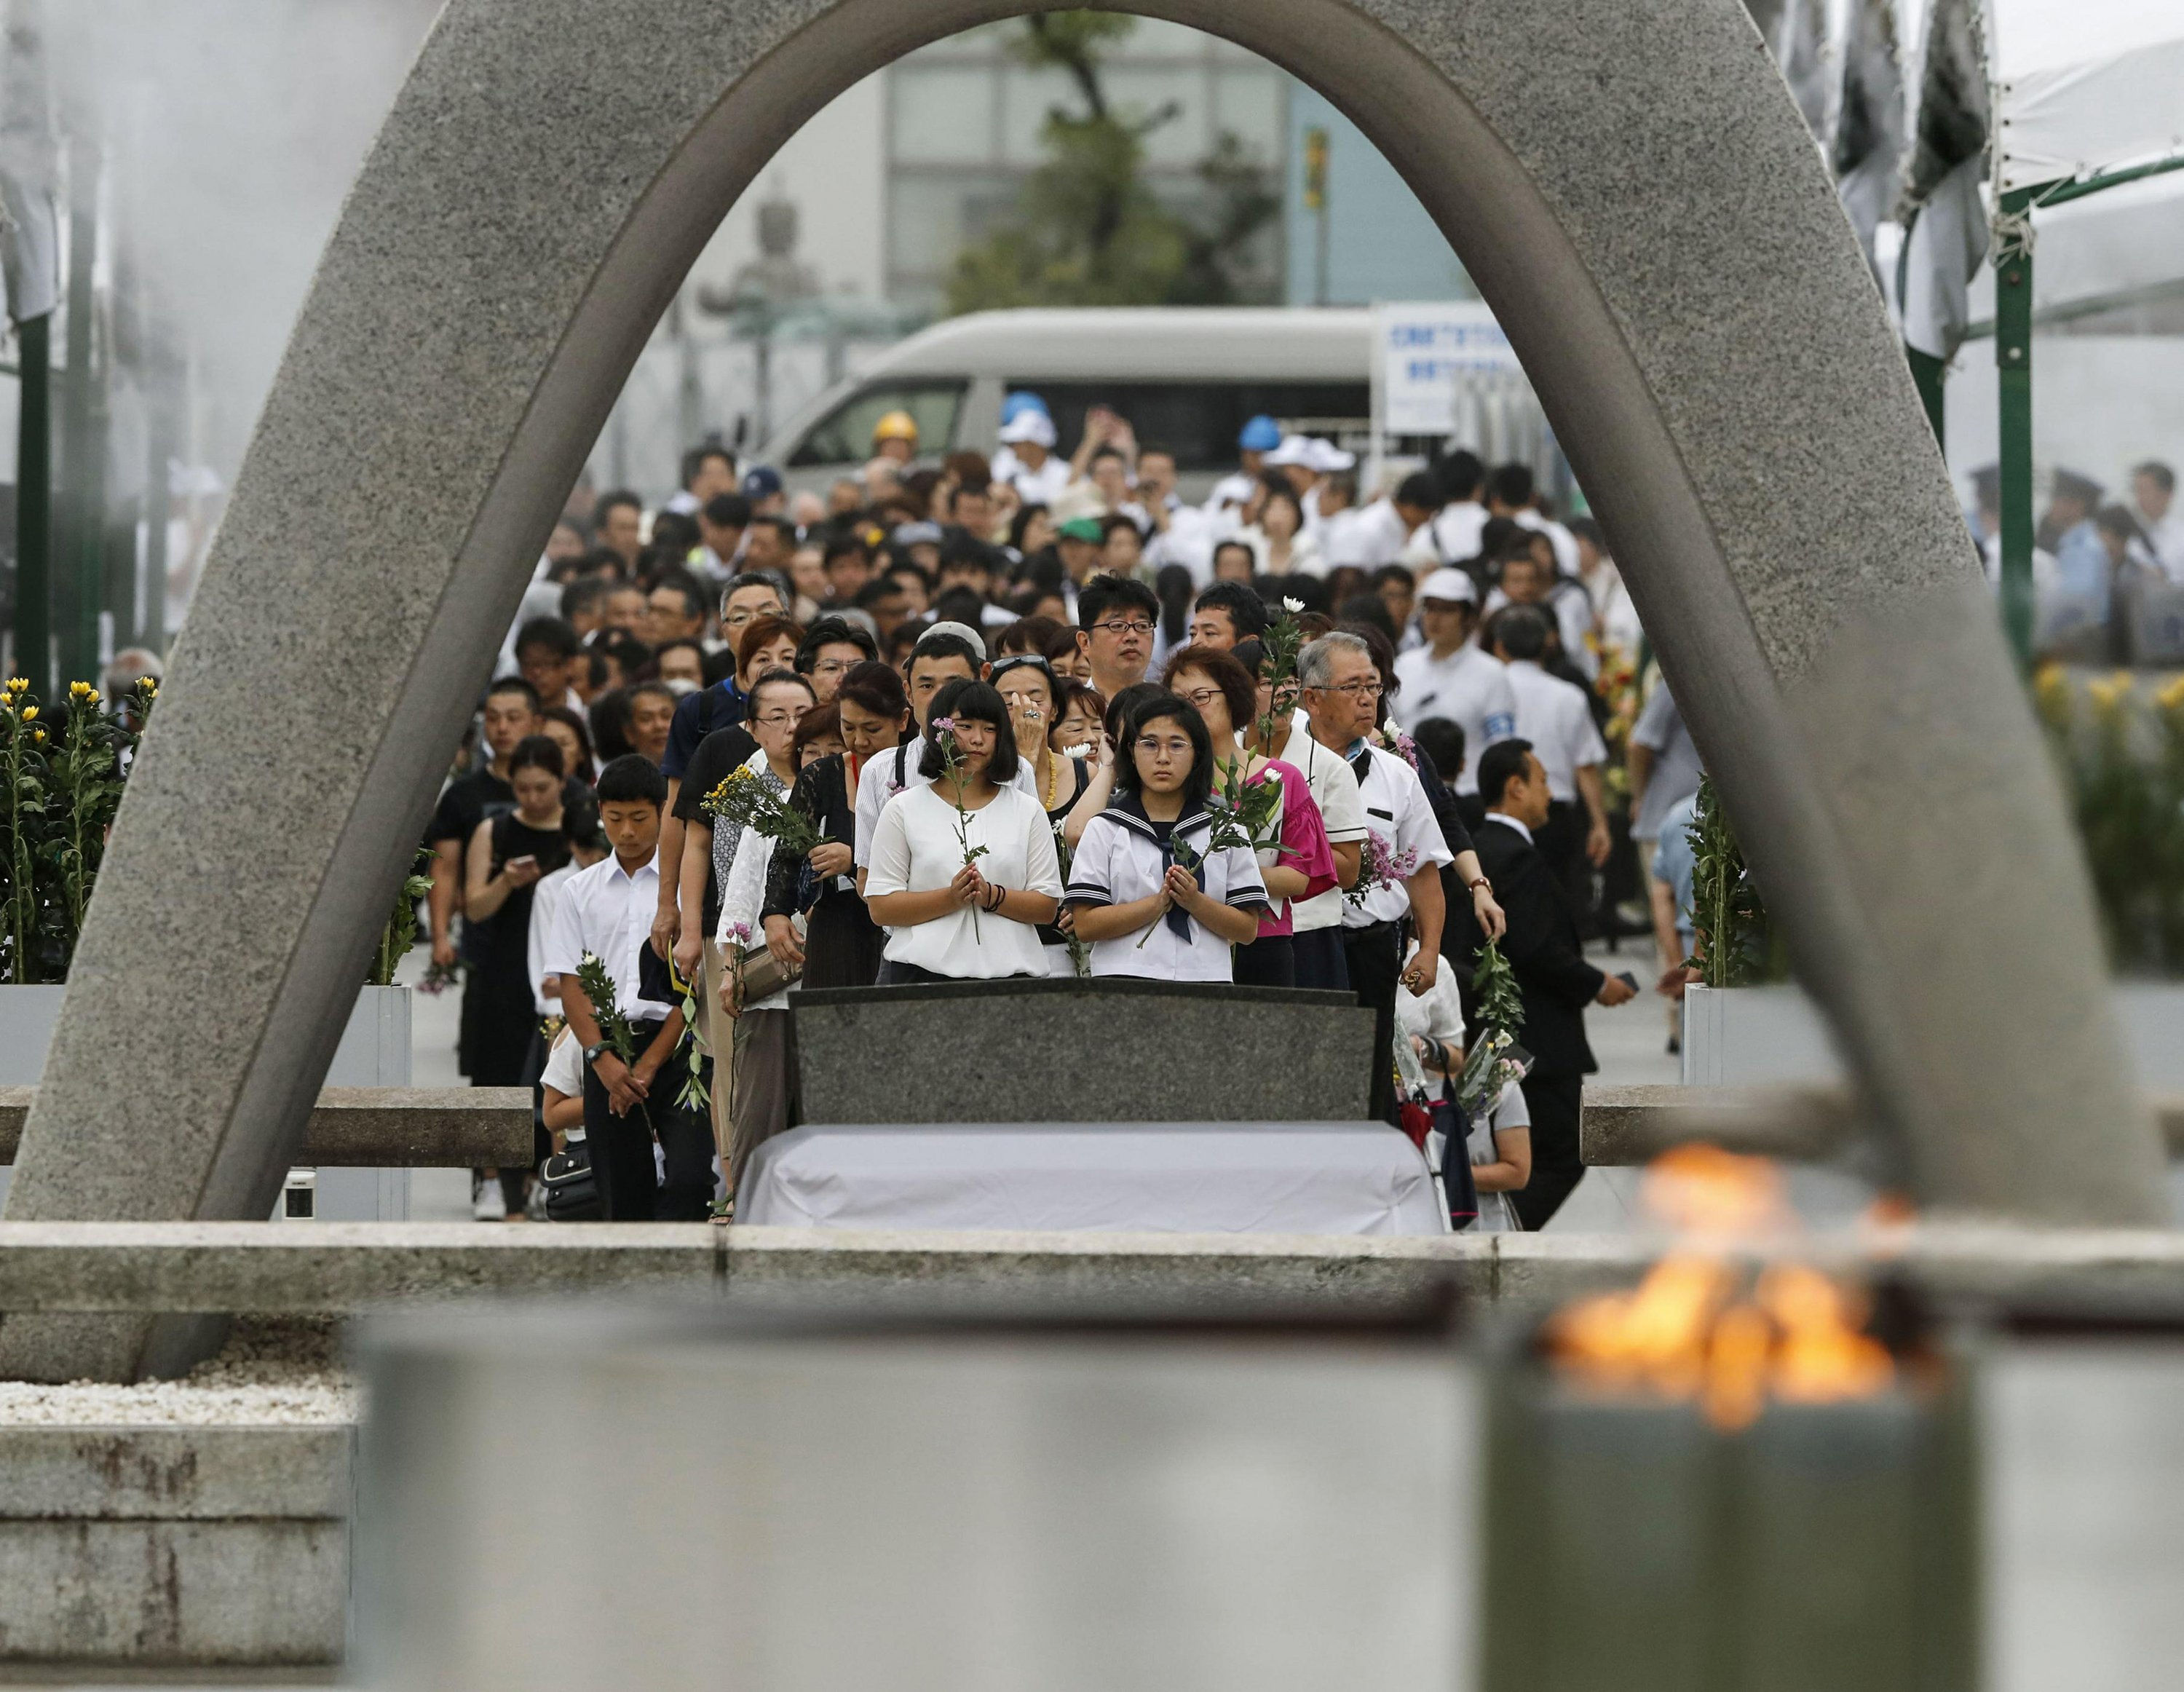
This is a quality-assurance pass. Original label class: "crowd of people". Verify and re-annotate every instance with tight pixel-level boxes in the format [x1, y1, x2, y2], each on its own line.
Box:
[1971, 457, 2184, 663]
[426, 395, 1714, 1232]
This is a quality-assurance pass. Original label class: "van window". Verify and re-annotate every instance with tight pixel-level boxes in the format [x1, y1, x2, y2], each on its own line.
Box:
[1017, 383, 1370, 474]
[789, 382, 966, 467]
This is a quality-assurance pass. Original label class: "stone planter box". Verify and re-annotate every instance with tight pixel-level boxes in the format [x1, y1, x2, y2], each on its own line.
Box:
[793, 979, 1376, 1126]
[1682, 982, 2184, 1090]
[0, 983, 414, 1219]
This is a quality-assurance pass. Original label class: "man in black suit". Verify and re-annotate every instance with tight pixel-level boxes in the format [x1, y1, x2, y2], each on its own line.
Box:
[1461, 739, 1636, 1227]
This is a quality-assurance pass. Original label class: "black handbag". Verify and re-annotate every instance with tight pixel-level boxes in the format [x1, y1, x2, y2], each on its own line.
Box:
[541, 1142, 601, 1222]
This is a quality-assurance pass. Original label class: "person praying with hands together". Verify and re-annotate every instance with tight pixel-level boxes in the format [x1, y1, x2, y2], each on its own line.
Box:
[862, 681, 1062, 982]
[1067, 696, 1269, 980]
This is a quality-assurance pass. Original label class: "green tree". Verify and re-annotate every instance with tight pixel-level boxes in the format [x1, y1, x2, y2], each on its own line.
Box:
[945, 15, 1279, 315]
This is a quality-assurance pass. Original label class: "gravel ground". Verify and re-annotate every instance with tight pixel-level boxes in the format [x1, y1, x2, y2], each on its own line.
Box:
[0, 1316, 358, 1426]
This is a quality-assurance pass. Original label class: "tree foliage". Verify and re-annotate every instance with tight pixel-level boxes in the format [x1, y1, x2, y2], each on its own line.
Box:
[946, 15, 1279, 315]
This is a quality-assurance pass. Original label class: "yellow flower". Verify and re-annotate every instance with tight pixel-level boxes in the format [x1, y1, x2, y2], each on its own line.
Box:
[2085, 676, 2126, 716]
[31, 727, 44, 743]
[4, 678, 25, 695]
[20, 705, 37, 722]
[2159, 675, 2184, 714]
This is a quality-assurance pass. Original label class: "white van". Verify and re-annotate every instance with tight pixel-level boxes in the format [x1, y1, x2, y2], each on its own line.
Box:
[758, 307, 1374, 500]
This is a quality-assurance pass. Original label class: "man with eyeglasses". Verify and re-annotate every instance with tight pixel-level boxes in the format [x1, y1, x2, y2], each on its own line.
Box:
[794, 615, 878, 705]
[1295, 631, 1460, 1126]
[1076, 575, 1159, 700]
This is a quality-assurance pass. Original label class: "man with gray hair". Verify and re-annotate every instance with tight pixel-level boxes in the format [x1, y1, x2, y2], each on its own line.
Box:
[1294, 630, 1455, 1124]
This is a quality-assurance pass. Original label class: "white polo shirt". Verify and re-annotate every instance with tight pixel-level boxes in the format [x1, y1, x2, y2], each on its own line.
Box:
[1342, 742, 1454, 928]
[1391, 643, 1518, 790]
[543, 847, 676, 1023]
[1274, 718, 1368, 934]
[1431, 500, 1487, 564]
[1503, 660, 1606, 803]
[1066, 804, 1269, 981]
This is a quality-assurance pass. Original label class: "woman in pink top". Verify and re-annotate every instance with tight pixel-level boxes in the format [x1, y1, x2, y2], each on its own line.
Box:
[1164, 644, 1337, 987]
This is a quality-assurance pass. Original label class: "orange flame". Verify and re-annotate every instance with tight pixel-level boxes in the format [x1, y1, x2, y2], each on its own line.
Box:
[1546, 1147, 1896, 1429]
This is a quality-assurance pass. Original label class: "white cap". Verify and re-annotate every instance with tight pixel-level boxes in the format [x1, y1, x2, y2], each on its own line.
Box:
[1305, 438, 1356, 473]
[1417, 567, 1478, 606]
[997, 411, 1057, 448]
[917, 619, 988, 662]
[1262, 434, 1315, 469]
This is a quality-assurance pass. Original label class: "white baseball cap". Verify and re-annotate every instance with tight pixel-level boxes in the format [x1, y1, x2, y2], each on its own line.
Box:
[1417, 567, 1479, 606]
[917, 620, 988, 662]
[1262, 434, 1316, 469]
[1305, 438, 1356, 473]
[997, 411, 1058, 448]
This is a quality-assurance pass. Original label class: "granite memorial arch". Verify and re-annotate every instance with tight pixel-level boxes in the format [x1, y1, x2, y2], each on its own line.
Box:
[1, 0, 2164, 1382]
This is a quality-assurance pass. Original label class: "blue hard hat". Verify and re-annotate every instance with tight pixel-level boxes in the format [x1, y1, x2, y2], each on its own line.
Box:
[1239, 414, 1281, 452]
[1001, 390, 1051, 425]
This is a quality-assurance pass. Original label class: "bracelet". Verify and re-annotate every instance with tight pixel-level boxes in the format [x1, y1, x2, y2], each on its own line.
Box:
[1465, 877, 1492, 894]
[984, 884, 1005, 913]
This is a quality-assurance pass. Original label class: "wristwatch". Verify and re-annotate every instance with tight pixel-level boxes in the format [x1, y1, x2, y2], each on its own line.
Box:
[585, 1040, 611, 1063]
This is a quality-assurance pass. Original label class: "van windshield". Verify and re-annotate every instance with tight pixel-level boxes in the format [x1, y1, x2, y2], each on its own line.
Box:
[1018, 382, 1369, 473]
[790, 382, 965, 467]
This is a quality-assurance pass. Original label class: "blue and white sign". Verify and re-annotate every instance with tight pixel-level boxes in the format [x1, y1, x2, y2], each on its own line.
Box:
[1375, 301, 1522, 435]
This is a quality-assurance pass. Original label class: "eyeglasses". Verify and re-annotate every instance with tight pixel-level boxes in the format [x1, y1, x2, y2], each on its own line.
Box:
[1179, 687, 1223, 711]
[1092, 619, 1155, 638]
[751, 711, 803, 729]
[1305, 679, 1384, 699]
[1134, 735, 1194, 759]
[808, 657, 854, 676]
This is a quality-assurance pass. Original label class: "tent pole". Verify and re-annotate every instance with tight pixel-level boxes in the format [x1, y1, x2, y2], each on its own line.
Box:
[1995, 186, 2035, 670]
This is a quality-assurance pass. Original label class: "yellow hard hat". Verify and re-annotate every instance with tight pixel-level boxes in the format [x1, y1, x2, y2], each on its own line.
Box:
[872, 409, 919, 446]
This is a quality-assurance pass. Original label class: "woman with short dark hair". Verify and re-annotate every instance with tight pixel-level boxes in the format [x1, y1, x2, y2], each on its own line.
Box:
[1067, 696, 1267, 979]
[862, 681, 1061, 982]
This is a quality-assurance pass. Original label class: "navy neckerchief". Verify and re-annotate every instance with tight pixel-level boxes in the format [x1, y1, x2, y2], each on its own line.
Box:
[1108, 791, 1212, 942]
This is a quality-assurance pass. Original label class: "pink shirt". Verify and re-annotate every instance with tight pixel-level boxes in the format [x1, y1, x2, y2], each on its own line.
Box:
[1249, 759, 1338, 938]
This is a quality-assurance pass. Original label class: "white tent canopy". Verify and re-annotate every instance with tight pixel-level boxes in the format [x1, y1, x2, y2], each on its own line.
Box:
[1987, 0, 2184, 191]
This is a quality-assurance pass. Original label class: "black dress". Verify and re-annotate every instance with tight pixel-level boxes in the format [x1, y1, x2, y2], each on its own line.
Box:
[462, 812, 570, 1086]
[1037, 754, 1091, 955]
[762, 753, 884, 990]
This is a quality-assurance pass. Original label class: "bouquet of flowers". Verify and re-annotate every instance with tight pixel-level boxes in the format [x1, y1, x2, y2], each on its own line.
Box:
[573, 950, 652, 1132]
[700, 764, 823, 858]
[1455, 938, 1532, 1118]
[1251, 597, 1307, 751]
[1344, 830, 1418, 907]
[929, 716, 991, 938]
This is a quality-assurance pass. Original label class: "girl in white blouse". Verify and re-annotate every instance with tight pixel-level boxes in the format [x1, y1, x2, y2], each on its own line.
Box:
[863, 681, 1062, 981]
[1067, 695, 1267, 981]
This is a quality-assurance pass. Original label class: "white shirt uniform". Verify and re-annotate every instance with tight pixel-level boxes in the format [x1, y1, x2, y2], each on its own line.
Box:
[2138, 508, 2184, 582]
[1391, 644, 1519, 789]
[1324, 499, 1411, 569]
[1274, 718, 1369, 933]
[863, 785, 1063, 979]
[1431, 500, 1487, 564]
[1514, 509, 1580, 577]
[543, 847, 676, 1022]
[1342, 742, 1455, 928]
[854, 737, 1040, 868]
[529, 861, 579, 1016]
[716, 826, 790, 1012]
[1066, 804, 1270, 981]
[1503, 660, 1607, 803]
[995, 451, 1072, 508]
[1144, 499, 1223, 585]
[1482, 582, 1597, 679]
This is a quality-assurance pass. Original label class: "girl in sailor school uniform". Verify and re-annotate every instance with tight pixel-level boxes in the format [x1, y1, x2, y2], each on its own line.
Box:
[1067, 695, 1269, 980]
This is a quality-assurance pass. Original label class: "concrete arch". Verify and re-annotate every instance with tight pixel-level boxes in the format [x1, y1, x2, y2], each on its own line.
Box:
[4, 0, 2163, 1379]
